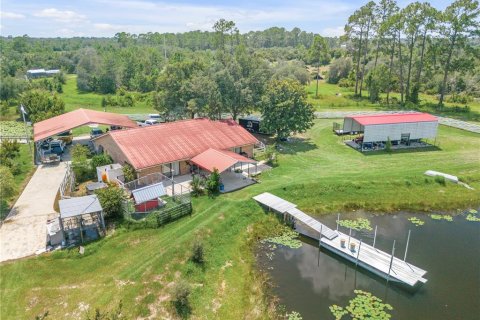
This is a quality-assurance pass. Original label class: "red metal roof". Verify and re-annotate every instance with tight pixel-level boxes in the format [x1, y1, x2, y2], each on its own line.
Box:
[191, 148, 256, 173]
[349, 113, 437, 126]
[107, 118, 259, 170]
[33, 108, 137, 142]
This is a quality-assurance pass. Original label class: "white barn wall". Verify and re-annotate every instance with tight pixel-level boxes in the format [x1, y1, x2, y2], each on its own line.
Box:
[363, 121, 438, 142]
[343, 117, 364, 132]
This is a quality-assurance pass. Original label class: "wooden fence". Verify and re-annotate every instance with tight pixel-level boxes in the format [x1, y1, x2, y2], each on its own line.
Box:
[59, 163, 75, 199]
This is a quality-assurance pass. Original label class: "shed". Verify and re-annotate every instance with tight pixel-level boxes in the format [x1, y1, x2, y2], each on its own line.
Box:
[58, 195, 105, 245]
[131, 183, 167, 212]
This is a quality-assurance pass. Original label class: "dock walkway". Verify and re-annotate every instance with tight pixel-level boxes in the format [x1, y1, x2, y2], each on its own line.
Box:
[253, 192, 428, 287]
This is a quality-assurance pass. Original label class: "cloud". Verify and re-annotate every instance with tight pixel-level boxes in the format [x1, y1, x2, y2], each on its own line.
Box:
[33, 8, 87, 23]
[93, 23, 126, 31]
[322, 26, 345, 37]
[0, 11, 25, 19]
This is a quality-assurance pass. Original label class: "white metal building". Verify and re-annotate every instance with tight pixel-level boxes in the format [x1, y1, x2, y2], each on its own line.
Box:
[343, 113, 438, 144]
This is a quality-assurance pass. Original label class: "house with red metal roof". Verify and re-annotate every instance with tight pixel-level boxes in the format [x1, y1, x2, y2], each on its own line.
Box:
[92, 118, 259, 178]
[342, 113, 438, 151]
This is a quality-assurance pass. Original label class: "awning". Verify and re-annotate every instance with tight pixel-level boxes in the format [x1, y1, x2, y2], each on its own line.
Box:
[59, 195, 103, 218]
[190, 148, 256, 173]
[33, 108, 137, 142]
[131, 183, 166, 204]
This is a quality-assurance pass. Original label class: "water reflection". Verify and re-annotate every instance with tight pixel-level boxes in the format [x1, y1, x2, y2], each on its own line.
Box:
[258, 212, 480, 320]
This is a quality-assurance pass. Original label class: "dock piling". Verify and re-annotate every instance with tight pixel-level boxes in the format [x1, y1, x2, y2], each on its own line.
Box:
[387, 240, 396, 283]
[404, 229, 411, 262]
[356, 239, 362, 267]
[348, 227, 352, 247]
[373, 225, 378, 249]
[336, 213, 340, 231]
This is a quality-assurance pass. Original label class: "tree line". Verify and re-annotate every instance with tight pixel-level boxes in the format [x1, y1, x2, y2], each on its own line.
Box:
[339, 0, 479, 107]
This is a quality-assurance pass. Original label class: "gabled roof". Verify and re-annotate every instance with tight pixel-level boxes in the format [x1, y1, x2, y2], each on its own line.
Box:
[105, 118, 259, 170]
[349, 113, 437, 126]
[191, 148, 256, 173]
[59, 195, 102, 218]
[131, 183, 166, 204]
[33, 108, 137, 142]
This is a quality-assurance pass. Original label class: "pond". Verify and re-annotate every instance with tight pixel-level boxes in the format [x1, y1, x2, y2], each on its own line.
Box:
[257, 211, 480, 320]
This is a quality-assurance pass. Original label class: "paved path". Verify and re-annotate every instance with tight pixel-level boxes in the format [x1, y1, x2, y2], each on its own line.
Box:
[0, 163, 67, 262]
[315, 111, 480, 134]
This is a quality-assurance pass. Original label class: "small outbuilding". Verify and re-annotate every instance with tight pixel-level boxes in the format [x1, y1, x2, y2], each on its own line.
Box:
[58, 195, 105, 245]
[342, 113, 438, 151]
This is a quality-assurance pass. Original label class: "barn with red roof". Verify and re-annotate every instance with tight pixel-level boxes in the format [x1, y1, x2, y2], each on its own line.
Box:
[342, 113, 438, 151]
[93, 118, 259, 178]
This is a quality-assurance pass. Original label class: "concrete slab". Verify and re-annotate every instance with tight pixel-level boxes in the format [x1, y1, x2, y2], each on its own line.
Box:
[0, 163, 67, 262]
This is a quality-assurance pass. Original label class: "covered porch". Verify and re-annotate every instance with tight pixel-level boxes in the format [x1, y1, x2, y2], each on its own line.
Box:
[190, 148, 258, 193]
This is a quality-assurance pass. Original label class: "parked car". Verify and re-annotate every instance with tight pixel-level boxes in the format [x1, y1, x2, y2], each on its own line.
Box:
[90, 128, 104, 139]
[148, 114, 161, 120]
[56, 130, 73, 145]
[49, 139, 65, 155]
[139, 119, 160, 127]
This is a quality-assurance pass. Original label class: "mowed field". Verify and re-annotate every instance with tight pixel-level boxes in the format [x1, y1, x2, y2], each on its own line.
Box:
[62, 75, 155, 115]
[1, 120, 479, 319]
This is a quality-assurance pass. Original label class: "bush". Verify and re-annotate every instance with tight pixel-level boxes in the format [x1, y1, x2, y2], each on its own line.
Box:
[172, 280, 191, 317]
[71, 144, 93, 183]
[385, 137, 392, 153]
[95, 184, 126, 219]
[264, 144, 278, 166]
[190, 175, 205, 197]
[0, 165, 16, 199]
[122, 163, 135, 182]
[434, 176, 446, 186]
[91, 153, 113, 172]
[206, 168, 220, 195]
[190, 241, 204, 265]
[327, 57, 352, 84]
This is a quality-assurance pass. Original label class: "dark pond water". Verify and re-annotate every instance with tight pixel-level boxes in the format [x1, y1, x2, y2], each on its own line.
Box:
[257, 212, 480, 320]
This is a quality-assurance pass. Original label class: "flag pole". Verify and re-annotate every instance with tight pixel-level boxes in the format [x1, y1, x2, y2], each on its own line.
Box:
[20, 104, 32, 155]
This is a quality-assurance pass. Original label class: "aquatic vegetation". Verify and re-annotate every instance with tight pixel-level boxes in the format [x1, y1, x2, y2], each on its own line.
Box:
[329, 290, 393, 320]
[338, 218, 373, 231]
[262, 230, 302, 249]
[468, 209, 478, 214]
[466, 214, 480, 222]
[430, 214, 453, 221]
[408, 217, 425, 227]
[286, 311, 303, 320]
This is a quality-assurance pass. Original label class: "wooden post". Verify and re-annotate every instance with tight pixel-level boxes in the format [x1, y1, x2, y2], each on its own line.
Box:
[78, 216, 84, 244]
[336, 213, 340, 231]
[356, 239, 362, 267]
[348, 227, 352, 247]
[318, 225, 323, 266]
[373, 225, 378, 249]
[387, 240, 396, 283]
[404, 229, 411, 262]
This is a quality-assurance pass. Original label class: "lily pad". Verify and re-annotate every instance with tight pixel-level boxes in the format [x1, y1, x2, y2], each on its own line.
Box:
[466, 214, 480, 222]
[408, 217, 425, 227]
[430, 214, 453, 221]
[262, 229, 302, 249]
[338, 218, 373, 231]
[330, 290, 393, 320]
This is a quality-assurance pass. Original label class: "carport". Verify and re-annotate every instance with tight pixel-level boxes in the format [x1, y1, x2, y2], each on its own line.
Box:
[190, 148, 257, 192]
[33, 108, 137, 163]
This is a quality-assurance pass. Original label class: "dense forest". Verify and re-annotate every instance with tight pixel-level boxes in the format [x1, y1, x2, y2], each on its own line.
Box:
[0, 0, 479, 122]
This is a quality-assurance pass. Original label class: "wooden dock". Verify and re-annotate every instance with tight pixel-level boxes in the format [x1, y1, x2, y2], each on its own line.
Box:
[253, 192, 428, 287]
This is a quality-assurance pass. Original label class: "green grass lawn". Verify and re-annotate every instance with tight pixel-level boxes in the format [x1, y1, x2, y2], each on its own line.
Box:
[62, 75, 155, 115]
[1, 121, 479, 319]
[307, 81, 480, 122]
